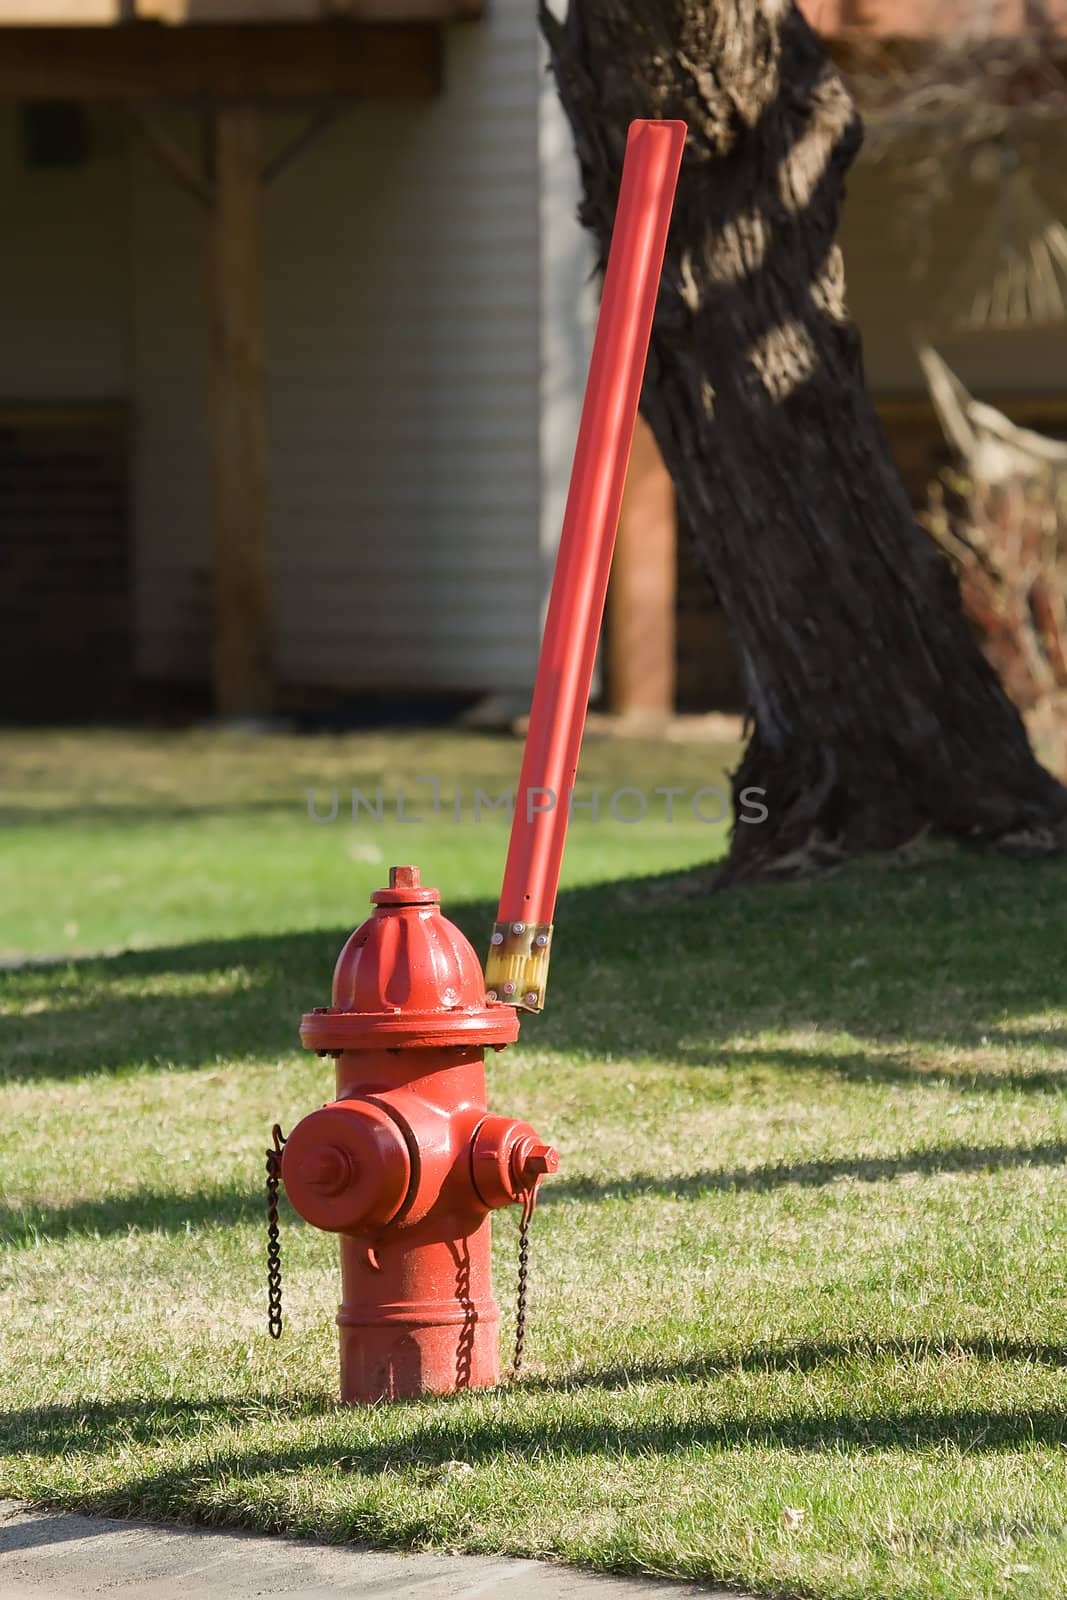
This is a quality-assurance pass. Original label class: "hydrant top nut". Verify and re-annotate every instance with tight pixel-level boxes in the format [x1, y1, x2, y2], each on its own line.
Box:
[370, 863, 440, 908]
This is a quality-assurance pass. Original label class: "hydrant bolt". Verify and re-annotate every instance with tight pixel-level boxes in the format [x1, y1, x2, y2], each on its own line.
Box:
[519, 1143, 559, 1181]
[299, 1147, 351, 1195]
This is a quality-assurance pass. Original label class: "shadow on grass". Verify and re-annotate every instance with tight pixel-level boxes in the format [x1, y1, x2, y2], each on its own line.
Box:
[0, 931, 340, 1082]
[670, 1043, 1067, 1097]
[4, 1359, 1066, 1500]
[0, 1392, 334, 1456]
[2, 853, 1066, 1086]
[9, 1335, 1066, 1459]
[529, 1333, 1067, 1393]
[542, 1139, 1067, 1204]
[5, 1137, 1066, 1249]
[0, 1183, 263, 1248]
[5, 1336, 1067, 1555]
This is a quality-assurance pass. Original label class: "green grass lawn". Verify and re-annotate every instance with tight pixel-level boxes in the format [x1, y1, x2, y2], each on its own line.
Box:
[2, 727, 1067, 1600]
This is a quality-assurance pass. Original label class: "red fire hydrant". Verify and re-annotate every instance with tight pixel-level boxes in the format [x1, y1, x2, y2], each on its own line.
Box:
[280, 865, 558, 1403]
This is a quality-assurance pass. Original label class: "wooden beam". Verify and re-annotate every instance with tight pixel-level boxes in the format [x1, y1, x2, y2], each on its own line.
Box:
[607, 415, 677, 719]
[209, 106, 273, 719]
[0, 24, 442, 100]
[0, 1, 116, 18]
[0, 1, 481, 20]
[260, 102, 342, 185]
[126, 104, 212, 204]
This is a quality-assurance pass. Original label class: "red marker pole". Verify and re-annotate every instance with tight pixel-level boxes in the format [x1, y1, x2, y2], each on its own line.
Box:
[485, 118, 686, 1012]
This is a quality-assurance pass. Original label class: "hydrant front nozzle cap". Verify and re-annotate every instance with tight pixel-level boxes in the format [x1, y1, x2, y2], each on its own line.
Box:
[280, 1101, 411, 1235]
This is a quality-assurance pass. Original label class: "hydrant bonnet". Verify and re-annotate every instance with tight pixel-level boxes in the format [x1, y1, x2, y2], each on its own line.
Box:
[300, 866, 518, 1053]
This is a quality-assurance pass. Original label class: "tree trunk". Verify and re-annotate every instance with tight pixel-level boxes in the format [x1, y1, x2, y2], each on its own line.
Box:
[541, 0, 1067, 881]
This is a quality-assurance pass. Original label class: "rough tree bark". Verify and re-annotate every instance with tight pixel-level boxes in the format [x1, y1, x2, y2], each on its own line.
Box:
[541, 0, 1067, 881]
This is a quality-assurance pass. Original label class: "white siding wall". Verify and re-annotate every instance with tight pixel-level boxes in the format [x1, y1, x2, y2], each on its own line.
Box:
[0, 105, 128, 399]
[133, 0, 545, 692]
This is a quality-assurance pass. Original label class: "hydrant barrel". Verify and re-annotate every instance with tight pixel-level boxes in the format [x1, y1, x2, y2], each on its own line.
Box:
[280, 866, 558, 1403]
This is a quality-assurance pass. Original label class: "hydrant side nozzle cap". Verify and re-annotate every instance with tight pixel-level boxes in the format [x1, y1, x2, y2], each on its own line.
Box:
[470, 1118, 559, 1209]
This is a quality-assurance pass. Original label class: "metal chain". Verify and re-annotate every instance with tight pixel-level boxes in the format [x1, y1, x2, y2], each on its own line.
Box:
[510, 1186, 538, 1378]
[266, 1124, 287, 1340]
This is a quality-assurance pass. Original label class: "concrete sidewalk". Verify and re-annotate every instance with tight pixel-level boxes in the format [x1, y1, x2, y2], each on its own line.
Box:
[0, 1503, 726, 1599]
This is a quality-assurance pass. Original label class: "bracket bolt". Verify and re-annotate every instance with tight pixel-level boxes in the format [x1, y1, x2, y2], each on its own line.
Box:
[490, 930, 504, 945]
[502, 981, 516, 995]
[511, 921, 526, 935]
[523, 991, 539, 1006]
[534, 933, 549, 948]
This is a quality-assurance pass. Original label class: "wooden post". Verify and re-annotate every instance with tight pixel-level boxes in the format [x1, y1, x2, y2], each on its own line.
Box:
[607, 414, 676, 718]
[209, 105, 272, 718]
